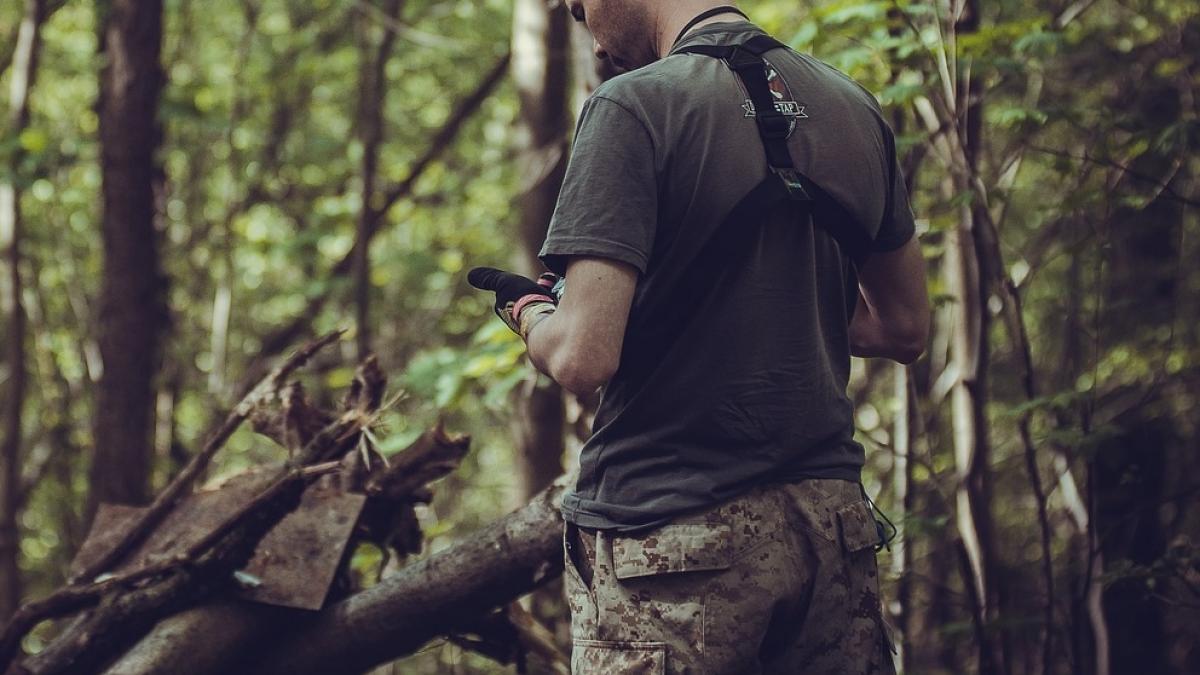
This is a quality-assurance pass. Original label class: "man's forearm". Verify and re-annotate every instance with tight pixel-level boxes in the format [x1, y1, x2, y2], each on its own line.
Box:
[469, 258, 633, 395]
[525, 311, 609, 396]
[523, 310, 560, 379]
[849, 290, 922, 363]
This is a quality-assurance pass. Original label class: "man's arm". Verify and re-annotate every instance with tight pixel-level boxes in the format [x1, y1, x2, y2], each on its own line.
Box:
[849, 236, 930, 363]
[525, 256, 638, 396]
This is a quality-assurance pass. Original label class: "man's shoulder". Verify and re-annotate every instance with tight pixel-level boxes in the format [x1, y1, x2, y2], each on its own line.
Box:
[793, 53, 886, 115]
[588, 54, 716, 114]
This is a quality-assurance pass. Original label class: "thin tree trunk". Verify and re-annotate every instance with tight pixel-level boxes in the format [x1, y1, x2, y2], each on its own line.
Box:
[890, 364, 913, 671]
[155, 369, 186, 487]
[1060, 243, 1110, 675]
[944, 175, 1003, 675]
[354, 0, 405, 361]
[208, 0, 259, 399]
[0, 1, 64, 80]
[0, 0, 49, 623]
[87, 0, 169, 527]
[929, 2, 1007, 671]
[510, 0, 570, 503]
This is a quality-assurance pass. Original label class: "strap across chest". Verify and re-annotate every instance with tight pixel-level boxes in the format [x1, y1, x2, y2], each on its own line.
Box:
[612, 32, 874, 388]
[675, 35, 873, 264]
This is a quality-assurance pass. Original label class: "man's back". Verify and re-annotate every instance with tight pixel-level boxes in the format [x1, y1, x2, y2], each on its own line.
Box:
[469, 5, 924, 671]
[540, 20, 916, 533]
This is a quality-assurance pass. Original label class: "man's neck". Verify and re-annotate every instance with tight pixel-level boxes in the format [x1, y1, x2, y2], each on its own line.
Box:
[654, 3, 745, 59]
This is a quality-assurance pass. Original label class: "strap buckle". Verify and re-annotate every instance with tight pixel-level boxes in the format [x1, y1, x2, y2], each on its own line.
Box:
[772, 167, 812, 201]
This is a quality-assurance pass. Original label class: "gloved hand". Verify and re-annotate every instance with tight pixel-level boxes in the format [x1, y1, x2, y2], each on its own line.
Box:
[467, 267, 560, 338]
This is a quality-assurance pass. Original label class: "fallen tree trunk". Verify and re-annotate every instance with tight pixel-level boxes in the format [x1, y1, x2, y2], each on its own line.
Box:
[103, 474, 570, 675]
[13, 330, 569, 674]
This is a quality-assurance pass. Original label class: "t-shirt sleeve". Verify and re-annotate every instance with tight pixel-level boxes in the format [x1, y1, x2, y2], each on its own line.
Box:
[538, 95, 658, 276]
[871, 126, 916, 253]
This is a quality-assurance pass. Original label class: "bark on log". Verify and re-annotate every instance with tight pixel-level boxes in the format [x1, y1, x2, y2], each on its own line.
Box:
[105, 476, 569, 675]
[103, 599, 285, 674]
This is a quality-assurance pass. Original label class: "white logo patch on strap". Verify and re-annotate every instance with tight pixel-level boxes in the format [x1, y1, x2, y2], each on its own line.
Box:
[740, 62, 808, 135]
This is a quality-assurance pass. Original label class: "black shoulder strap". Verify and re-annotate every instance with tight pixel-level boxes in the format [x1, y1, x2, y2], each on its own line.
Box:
[615, 34, 873, 388]
[676, 36, 873, 264]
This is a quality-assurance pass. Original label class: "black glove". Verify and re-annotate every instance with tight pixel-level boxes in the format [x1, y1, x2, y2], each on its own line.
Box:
[467, 267, 559, 336]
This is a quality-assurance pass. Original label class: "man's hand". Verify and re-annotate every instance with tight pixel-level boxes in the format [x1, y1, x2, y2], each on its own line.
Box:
[467, 267, 559, 338]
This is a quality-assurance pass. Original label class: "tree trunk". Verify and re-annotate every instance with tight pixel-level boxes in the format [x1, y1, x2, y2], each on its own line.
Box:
[87, 0, 169, 527]
[1058, 237, 1110, 675]
[103, 477, 570, 675]
[353, 0, 405, 361]
[945, 178, 1003, 674]
[509, 0, 570, 505]
[890, 364, 913, 670]
[939, 2, 1007, 672]
[0, 0, 49, 623]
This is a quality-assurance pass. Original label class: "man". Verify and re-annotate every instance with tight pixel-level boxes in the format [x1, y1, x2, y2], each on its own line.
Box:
[468, 1, 929, 672]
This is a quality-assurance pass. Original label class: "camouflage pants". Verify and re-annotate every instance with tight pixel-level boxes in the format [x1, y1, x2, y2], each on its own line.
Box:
[562, 479, 897, 674]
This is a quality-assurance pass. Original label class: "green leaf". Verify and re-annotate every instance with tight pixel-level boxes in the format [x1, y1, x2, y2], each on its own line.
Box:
[821, 0, 888, 26]
[878, 82, 923, 106]
[18, 128, 49, 154]
[788, 22, 818, 48]
[988, 105, 1049, 129]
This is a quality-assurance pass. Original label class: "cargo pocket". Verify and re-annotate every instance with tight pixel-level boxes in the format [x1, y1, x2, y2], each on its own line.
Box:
[836, 500, 897, 672]
[836, 500, 882, 553]
[571, 639, 667, 674]
[603, 523, 734, 661]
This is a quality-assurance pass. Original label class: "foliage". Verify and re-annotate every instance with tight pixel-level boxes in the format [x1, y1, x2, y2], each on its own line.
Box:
[1, 0, 1197, 672]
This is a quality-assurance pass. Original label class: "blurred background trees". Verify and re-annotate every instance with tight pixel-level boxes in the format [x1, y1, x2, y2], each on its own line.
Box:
[0, 0, 1196, 672]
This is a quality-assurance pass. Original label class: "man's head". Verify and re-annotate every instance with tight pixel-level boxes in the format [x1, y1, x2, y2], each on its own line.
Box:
[567, 1, 742, 72]
[566, 0, 658, 72]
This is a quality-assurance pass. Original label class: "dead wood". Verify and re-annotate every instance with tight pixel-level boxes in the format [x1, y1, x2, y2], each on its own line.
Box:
[70, 331, 344, 587]
[11, 446, 347, 674]
[104, 475, 570, 675]
[250, 381, 332, 453]
[0, 333, 350, 673]
[6, 334, 557, 675]
[364, 421, 468, 500]
[241, 474, 567, 675]
[101, 600, 284, 675]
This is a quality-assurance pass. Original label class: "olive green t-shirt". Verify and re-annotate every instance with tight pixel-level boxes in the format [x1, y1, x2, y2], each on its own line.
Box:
[539, 21, 915, 533]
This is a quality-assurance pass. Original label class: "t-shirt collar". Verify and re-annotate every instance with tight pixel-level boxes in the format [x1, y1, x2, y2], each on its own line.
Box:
[668, 20, 761, 56]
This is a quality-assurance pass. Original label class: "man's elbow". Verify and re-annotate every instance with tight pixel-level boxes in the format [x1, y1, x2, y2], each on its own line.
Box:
[551, 351, 618, 396]
[892, 341, 925, 365]
[889, 320, 929, 364]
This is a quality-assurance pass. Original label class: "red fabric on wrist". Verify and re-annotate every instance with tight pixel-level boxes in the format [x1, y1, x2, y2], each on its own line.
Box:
[512, 293, 556, 321]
